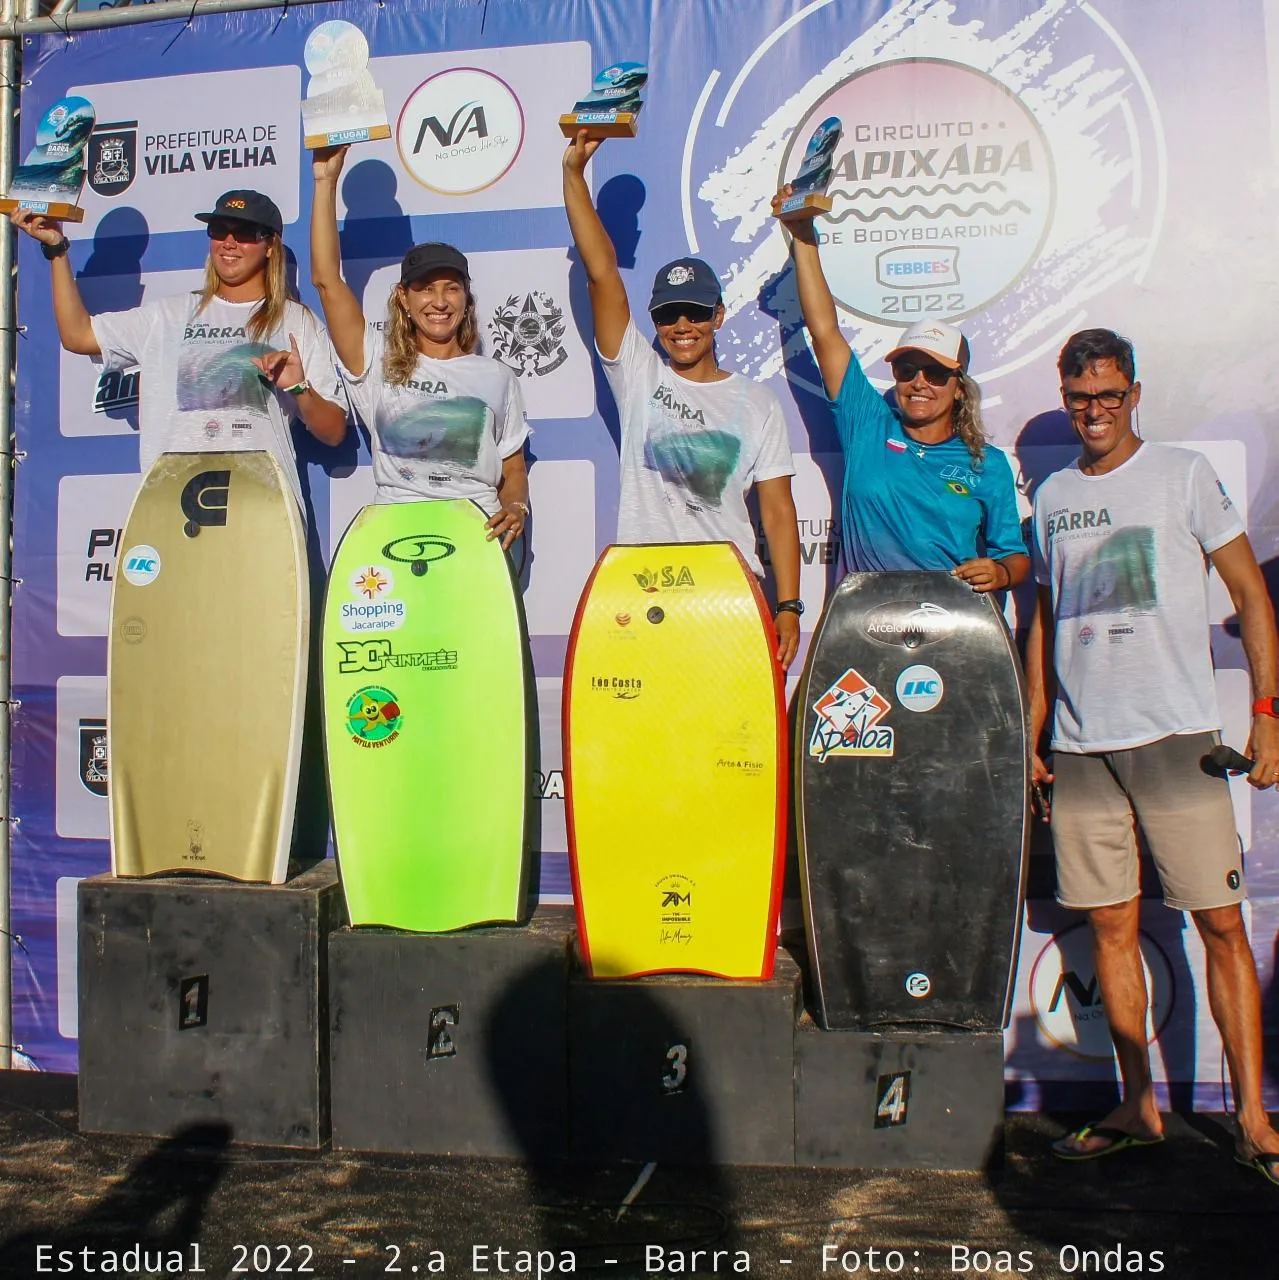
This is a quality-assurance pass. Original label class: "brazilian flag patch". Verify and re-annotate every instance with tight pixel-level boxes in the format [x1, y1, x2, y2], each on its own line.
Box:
[946, 480, 970, 496]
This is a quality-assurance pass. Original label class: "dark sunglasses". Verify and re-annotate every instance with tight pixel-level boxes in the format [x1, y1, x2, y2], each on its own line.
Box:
[651, 302, 716, 327]
[205, 219, 270, 244]
[1062, 387, 1133, 412]
[891, 358, 957, 386]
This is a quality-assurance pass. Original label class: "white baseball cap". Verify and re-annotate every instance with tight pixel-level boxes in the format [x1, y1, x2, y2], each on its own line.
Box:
[884, 320, 971, 373]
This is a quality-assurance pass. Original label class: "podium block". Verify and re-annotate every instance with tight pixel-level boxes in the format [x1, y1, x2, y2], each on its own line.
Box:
[329, 908, 573, 1157]
[78, 861, 342, 1148]
[568, 949, 801, 1166]
[795, 1018, 1004, 1170]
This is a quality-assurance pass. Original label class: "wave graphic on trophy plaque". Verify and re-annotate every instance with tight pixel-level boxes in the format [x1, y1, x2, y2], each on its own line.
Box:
[301, 19, 391, 150]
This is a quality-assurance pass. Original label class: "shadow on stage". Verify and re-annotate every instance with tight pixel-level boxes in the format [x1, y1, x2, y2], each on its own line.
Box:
[482, 955, 730, 1265]
[0, 1122, 231, 1277]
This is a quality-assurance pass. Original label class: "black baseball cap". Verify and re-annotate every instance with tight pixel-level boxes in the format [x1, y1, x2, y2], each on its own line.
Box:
[648, 257, 722, 313]
[400, 242, 470, 286]
[194, 190, 283, 236]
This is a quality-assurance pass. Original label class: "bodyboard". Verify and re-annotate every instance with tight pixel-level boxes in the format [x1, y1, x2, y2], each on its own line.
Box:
[565, 542, 786, 979]
[323, 499, 531, 931]
[108, 451, 307, 882]
[797, 571, 1029, 1029]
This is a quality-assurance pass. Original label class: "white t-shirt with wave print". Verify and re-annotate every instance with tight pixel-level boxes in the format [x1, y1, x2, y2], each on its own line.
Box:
[598, 321, 795, 576]
[340, 330, 530, 516]
[92, 293, 343, 507]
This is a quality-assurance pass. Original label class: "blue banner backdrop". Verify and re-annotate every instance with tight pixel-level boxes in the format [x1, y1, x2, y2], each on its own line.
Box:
[8, 0, 1279, 1107]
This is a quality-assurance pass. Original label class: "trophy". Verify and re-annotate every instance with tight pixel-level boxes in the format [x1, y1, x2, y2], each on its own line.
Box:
[776, 116, 843, 221]
[0, 96, 95, 223]
[301, 19, 391, 149]
[559, 61, 648, 139]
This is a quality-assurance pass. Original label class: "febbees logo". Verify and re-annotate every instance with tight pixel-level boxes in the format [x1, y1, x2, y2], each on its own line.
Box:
[397, 67, 524, 195]
[781, 59, 1053, 326]
[691, 5, 1162, 392]
[808, 667, 895, 760]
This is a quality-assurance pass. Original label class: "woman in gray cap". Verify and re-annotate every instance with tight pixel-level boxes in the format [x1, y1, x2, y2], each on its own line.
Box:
[311, 146, 530, 551]
[563, 132, 803, 668]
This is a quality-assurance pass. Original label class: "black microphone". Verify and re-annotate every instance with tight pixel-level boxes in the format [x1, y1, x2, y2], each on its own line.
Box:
[1204, 744, 1255, 776]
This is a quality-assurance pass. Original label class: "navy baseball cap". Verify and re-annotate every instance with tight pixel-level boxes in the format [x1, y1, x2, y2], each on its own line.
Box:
[400, 242, 470, 286]
[648, 257, 722, 313]
[195, 190, 283, 236]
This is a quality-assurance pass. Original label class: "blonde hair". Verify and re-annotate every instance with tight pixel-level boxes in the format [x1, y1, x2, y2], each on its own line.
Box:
[193, 233, 288, 345]
[381, 282, 480, 386]
[953, 373, 988, 464]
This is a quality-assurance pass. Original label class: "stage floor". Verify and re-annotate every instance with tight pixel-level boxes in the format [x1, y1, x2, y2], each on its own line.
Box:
[0, 1071, 1268, 1278]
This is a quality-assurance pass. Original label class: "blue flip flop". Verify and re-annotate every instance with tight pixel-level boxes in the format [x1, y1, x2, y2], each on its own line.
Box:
[1051, 1122, 1165, 1161]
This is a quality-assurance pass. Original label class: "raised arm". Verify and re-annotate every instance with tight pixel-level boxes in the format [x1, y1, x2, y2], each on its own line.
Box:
[310, 145, 368, 375]
[770, 187, 851, 400]
[562, 131, 630, 360]
[10, 210, 99, 355]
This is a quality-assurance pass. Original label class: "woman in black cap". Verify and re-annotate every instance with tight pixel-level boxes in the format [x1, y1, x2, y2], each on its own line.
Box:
[562, 132, 802, 668]
[311, 146, 530, 551]
[11, 188, 348, 507]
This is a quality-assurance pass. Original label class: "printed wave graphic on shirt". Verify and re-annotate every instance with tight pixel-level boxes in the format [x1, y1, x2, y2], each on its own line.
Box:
[176, 341, 273, 413]
[1059, 527, 1157, 621]
[379, 395, 486, 466]
[643, 427, 742, 507]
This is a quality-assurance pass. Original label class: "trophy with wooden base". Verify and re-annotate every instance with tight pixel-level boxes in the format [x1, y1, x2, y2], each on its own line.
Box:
[776, 116, 842, 222]
[301, 19, 390, 149]
[0, 96, 95, 223]
[559, 62, 648, 139]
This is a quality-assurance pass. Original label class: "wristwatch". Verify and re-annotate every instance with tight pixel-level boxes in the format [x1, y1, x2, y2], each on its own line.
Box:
[776, 599, 804, 617]
[284, 378, 311, 396]
[1253, 697, 1279, 718]
[41, 235, 70, 261]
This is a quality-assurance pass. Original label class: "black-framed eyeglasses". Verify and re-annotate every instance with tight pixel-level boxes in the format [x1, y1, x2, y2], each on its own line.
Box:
[205, 219, 269, 244]
[890, 358, 956, 386]
[1062, 387, 1133, 413]
[651, 302, 716, 327]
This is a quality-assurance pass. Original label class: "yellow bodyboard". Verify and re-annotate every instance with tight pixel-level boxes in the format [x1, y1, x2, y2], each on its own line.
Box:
[565, 543, 786, 978]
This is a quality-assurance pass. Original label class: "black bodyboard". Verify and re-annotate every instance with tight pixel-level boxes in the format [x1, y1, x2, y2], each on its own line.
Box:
[797, 572, 1029, 1029]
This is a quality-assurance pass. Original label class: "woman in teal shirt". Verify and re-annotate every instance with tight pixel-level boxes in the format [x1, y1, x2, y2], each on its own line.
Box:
[772, 186, 1029, 593]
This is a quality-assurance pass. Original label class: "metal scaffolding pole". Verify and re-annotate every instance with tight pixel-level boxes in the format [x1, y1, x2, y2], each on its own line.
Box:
[0, 0, 338, 1070]
[0, 0, 34, 1073]
[6, 0, 332, 37]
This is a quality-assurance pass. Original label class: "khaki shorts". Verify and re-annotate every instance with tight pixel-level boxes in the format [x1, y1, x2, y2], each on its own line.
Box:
[1050, 732, 1245, 912]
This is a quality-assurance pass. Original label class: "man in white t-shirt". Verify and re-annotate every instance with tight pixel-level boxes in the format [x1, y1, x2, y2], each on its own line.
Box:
[11, 189, 347, 506]
[1027, 328, 1279, 1181]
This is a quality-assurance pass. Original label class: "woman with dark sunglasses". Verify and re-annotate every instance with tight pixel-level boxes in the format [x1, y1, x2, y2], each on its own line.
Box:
[771, 185, 1028, 594]
[564, 132, 803, 668]
[310, 146, 531, 554]
[10, 190, 348, 508]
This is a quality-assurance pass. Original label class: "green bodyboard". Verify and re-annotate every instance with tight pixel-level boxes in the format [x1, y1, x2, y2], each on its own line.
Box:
[323, 499, 532, 930]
